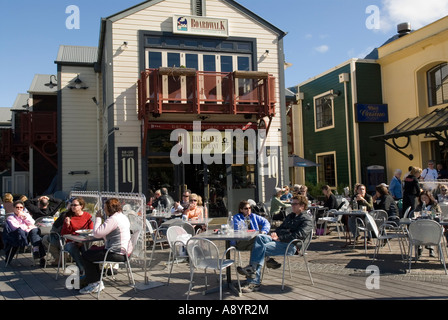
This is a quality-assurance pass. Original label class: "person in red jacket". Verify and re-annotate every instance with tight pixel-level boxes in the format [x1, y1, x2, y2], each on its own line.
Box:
[61, 197, 93, 275]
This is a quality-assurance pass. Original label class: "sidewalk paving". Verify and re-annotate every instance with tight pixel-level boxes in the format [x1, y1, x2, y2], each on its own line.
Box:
[1, 231, 448, 302]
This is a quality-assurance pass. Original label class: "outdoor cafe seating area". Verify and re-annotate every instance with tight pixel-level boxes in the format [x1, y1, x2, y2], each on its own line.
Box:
[2, 191, 448, 301]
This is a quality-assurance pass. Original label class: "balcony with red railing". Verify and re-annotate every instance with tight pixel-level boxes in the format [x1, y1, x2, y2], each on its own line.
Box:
[138, 68, 276, 120]
[0, 127, 29, 170]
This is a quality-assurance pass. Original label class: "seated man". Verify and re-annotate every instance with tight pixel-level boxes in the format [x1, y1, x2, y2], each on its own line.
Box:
[21, 195, 64, 220]
[237, 194, 313, 293]
[232, 200, 271, 251]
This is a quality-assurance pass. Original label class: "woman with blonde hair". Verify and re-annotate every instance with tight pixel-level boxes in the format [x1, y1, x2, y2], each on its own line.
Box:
[183, 193, 204, 220]
[3, 193, 14, 213]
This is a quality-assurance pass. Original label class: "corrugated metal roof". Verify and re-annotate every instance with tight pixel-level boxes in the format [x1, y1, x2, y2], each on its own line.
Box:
[28, 74, 58, 94]
[372, 106, 448, 140]
[0, 107, 12, 125]
[55, 45, 98, 65]
[11, 93, 29, 110]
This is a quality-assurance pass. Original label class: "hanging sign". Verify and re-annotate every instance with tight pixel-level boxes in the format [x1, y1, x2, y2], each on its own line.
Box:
[173, 15, 229, 37]
[118, 147, 139, 193]
[356, 104, 389, 123]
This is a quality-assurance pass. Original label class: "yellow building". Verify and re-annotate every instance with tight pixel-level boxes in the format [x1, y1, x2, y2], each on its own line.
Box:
[373, 16, 448, 181]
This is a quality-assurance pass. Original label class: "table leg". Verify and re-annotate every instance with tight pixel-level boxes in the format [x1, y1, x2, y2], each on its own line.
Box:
[341, 215, 352, 248]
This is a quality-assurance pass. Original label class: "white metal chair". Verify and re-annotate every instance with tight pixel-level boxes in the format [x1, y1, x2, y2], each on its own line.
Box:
[402, 206, 412, 219]
[185, 237, 240, 300]
[94, 229, 142, 299]
[316, 209, 343, 239]
[146, 219, 169, 269]
[53, 232, 73, 279]
[408, 219, 447, 274]
[261, 231, 314, 289]
[356, 212, 408, 260]
[166, 226, 191, 285]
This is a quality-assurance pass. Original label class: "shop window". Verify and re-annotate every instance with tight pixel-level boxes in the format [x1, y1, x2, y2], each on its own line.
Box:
[427, 62, 448, 107]
[314, 92, 334, 131]
[317, 152, 336, 187]
[148, 52, 162, 68]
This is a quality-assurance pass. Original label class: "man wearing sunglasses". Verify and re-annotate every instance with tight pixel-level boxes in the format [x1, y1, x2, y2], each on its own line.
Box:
[232, 200, 271, 252]
[238, 195, 313, 292]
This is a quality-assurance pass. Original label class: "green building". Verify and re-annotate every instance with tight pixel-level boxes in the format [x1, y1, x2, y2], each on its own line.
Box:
[294, 59, 387, 194]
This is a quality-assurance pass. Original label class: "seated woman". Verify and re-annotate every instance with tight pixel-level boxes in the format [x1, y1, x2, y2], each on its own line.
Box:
[352, 184, 373, 211]
[61, 197, 93, 276]
[299, 185, 315, 202]
[414, 190, 441, 258]
[183, 193, 204, 221]
[280, 186, 292, 201]
[322, 185, 338, 210]
[80, 198, 131, 294]
[436, 184, 448, 204]
[270, 187, 291, 222]
[3, 193, 14, 214]
[373, 184, 398, 217]
[6, 200, 46, 266]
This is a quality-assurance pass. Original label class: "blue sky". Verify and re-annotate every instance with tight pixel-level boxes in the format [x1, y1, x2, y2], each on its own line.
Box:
[1, 0, 448, 108]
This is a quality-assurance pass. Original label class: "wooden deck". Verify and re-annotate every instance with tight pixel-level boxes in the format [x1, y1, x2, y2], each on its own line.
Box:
[2, 232, 448, 306]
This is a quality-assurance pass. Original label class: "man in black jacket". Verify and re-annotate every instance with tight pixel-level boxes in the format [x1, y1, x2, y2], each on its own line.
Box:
[237, 195, 313, 292]
[20, 195, 64, 220]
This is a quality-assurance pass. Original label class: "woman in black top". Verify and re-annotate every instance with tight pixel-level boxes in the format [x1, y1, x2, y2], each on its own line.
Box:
[373, 184, 398, 217]
[402, 166, 422, 217]
[322, 185, 338, 210]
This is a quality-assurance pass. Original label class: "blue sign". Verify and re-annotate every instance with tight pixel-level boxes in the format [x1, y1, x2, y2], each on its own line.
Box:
[356, 104, 388, 123]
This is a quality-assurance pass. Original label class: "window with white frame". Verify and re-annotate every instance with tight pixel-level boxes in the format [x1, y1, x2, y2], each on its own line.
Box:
[316, 152, 336, 187]
[314, 91, 334, 131]
[427, 62, 448, 107]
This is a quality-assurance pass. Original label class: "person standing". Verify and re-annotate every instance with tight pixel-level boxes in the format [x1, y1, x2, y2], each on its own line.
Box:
[420, 160, 438, 192]
[389, 169, 403, 201]
[437, 163, 448, 180]
[403, 166, 422, 217]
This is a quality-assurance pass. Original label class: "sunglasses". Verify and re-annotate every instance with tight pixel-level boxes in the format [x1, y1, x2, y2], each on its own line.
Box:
[442, 189, 447, 192]
[291, 202, 300, 206]
[189, 199, 198, 202]
[242, 207, 251, 210]
[71, 204, 81, 207]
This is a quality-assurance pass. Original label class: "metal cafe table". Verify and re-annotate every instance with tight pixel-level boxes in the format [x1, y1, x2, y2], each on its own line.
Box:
[192, 229, 259, 297]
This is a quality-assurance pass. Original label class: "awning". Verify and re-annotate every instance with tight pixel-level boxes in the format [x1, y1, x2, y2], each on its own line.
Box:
[371, 107, 448, 160]
[289, 154, 321, 167]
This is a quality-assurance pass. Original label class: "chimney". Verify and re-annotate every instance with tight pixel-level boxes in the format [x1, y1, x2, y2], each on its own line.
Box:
[397, 22, 411, 37]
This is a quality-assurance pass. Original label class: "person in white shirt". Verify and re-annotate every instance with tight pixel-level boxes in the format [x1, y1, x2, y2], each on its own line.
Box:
[80, 198, 131, 294]
[420, 160, 438, 192]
